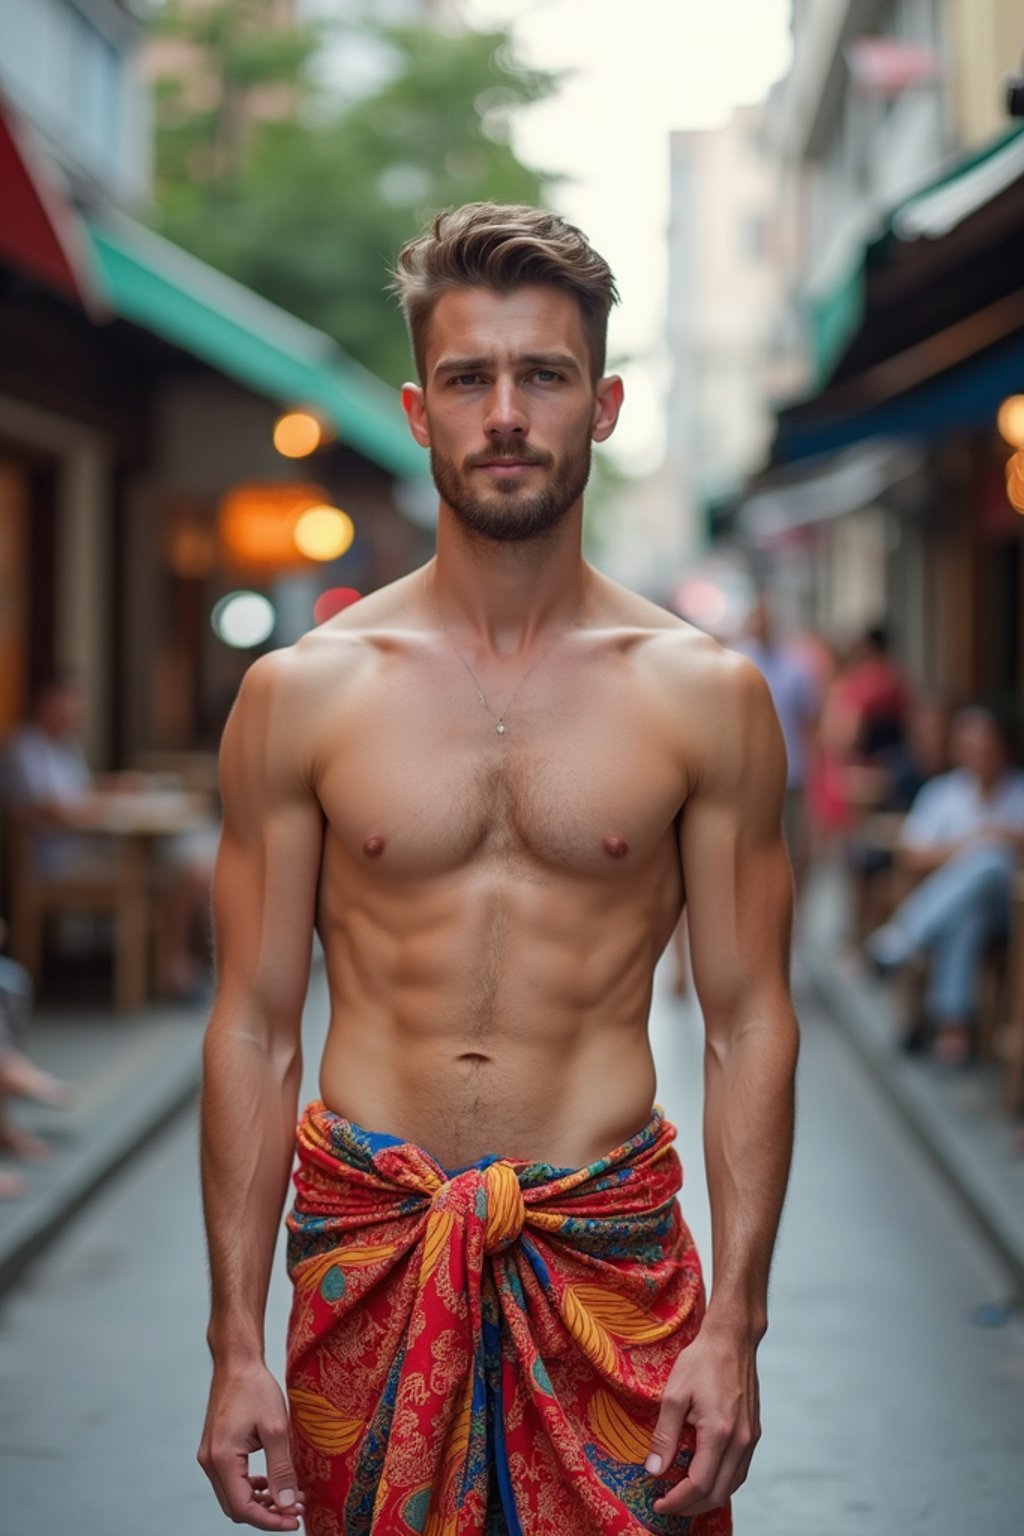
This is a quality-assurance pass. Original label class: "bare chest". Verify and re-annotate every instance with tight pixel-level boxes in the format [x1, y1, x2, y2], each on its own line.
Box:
[313, 649, 686, 880]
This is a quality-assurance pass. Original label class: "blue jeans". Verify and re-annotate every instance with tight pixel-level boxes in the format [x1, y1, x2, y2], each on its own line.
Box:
[894, 843, 1013, 1025]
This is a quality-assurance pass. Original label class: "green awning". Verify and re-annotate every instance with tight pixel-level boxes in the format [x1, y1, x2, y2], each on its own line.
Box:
[86, 212, 428, 481]
[807, 123, 1024, 388]
[884, 122, 1024, 242]
[809, 255, 864, 385]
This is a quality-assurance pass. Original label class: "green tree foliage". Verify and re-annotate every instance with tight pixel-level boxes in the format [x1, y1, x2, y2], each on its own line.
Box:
[150, 3, 560, 385]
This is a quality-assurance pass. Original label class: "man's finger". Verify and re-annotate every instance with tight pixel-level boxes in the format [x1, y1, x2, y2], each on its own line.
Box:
[215, 1448, 303, 1531]
[653, 1421, 730, 1516]
[262, 1410, 301, 1521]
[645, 1383, 692, 1480]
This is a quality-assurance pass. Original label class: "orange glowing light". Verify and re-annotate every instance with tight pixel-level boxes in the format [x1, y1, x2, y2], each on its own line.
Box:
[997, 397, 1024, 449]
[293, 504, 354, 561]
[219, 482, 330, 571]
[273, 410, 324, 458]
[1007, 451, 1024, 513]
[313, 587, 362, 625]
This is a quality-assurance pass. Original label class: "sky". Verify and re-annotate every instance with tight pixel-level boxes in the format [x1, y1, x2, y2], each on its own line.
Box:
[461, 0, 793, 470]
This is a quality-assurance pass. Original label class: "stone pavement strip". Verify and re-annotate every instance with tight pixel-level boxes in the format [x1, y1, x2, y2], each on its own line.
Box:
[800, 864, 1024, 1295]
[0, 998, 207, 1294]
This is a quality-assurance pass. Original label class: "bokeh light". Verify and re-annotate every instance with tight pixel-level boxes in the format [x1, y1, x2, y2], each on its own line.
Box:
[211, 591, 276, 648]
[313, 587, 362, 625]
[273, 410, 325, 458]
[293, 504, 355, 561]
[996, 396, 1024, 449]
[673, 576, 729, 631]
[1006, 450, 1024, 514]
[219, 482, 329, 571]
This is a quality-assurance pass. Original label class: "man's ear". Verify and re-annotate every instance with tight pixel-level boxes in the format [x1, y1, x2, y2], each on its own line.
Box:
[591, 374, 624, 443]
[401, 383, 430, 448]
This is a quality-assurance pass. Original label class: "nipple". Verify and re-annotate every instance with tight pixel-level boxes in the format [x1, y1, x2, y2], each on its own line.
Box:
[602, 835, 630, 859]
[362, 834, 386, 858]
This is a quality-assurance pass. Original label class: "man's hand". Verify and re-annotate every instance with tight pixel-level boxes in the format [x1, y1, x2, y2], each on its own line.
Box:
[645, 1325, 761, 1517]
[198, 1360, 305, 1531]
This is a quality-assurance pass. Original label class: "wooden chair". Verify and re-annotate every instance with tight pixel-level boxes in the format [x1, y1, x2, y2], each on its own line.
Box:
[2, 809, 166, 1014]
[849, 811, 908, 943]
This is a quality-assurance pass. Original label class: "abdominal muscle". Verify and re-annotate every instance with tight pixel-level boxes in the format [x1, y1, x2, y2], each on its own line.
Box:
[316, 866, 674, 1171]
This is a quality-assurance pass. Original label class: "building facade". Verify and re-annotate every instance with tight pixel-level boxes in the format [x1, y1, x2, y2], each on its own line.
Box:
[0, 0, 426, 767]
[728, 0, 1024, 713]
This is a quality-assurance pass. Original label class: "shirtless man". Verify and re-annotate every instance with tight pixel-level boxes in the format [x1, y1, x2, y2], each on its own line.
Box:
[198, 204, 799, 1535]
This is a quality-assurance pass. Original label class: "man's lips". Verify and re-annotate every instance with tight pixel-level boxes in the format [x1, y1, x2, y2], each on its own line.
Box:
[472, 459, 542, 473]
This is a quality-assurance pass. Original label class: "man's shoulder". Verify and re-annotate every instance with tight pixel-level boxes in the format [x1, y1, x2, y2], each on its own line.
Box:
[908, 769, 961, 816]
[3, 723, 39, 753]
[637, 616, 773, 714]
[597, 577, 749, 680]
[605, 593, 779, 781]
[242, 571, 425, 697]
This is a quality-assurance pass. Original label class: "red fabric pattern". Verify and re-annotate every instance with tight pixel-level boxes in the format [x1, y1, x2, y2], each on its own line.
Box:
[286, 1104, 732, 1535]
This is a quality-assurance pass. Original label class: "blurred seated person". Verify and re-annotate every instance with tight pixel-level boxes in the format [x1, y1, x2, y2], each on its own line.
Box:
[1, 672, 216, 1001]
[865, 707, 1024, 1067]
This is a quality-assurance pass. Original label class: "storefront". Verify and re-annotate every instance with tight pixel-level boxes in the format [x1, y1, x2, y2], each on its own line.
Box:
[732, 123, 1024, 712]
[0, 91, 429, 768]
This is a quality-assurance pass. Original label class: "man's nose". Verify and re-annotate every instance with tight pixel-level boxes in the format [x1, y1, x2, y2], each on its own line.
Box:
[483, 379, 527, 437]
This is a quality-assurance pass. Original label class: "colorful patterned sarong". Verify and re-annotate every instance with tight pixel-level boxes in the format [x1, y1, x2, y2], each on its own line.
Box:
[286, 1103, 732, 1535]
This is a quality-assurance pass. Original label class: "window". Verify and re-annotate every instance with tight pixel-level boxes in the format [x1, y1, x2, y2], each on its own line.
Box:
[0, 0, 130, 191]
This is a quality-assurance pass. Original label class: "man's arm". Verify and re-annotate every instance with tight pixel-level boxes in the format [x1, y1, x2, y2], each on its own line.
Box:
[648, 651, 799, 1518]
[197, 650, 324, 1532]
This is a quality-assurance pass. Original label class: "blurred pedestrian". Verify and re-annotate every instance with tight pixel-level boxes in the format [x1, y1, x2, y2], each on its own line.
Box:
[846, 696, 951, 945]
[841, 624, 910, 760]
[734, 595, 820, 889]
[1, 672, 216, 1000]
[866, 707, 1024, 1066]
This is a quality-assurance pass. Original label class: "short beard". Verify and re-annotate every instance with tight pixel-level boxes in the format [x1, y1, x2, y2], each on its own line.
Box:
[430, 436, 592, 545]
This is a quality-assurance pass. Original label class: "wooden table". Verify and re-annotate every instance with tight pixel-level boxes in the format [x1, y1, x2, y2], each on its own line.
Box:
[56, 788, 216, 1012]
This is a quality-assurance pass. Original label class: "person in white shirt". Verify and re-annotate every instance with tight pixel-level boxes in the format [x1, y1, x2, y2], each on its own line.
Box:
[2, 673, 216, 1001]
[866, 707, 1024, 1065]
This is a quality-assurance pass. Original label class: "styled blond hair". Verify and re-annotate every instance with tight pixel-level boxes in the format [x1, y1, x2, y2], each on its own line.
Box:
[390, 202, 619, 382]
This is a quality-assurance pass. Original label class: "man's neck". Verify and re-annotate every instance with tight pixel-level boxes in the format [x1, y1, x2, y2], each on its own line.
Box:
[428, 504, 591, 652]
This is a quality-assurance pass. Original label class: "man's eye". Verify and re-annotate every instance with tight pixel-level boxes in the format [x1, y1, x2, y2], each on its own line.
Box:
[534, 370, 561, 383]
[454, 373, 483, 387]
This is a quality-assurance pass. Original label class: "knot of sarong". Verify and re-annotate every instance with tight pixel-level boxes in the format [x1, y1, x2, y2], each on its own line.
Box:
[432, 1158, 526, 1254]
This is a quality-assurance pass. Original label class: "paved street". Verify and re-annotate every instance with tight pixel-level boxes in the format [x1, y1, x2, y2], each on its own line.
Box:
[1, 965, 1022, 1535]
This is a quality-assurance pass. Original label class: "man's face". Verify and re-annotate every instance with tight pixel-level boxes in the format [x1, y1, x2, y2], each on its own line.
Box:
[39, 685, 83, 737]
[402, 285, 621, 544]
[953, 715, 1007, 783]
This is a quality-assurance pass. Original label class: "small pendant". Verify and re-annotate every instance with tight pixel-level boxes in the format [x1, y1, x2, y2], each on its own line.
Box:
[496, 721, 506, 734]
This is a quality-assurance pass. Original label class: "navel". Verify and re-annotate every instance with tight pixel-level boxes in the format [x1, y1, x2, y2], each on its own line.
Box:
[602, 834, 630, 859]
[362, 833, 386, 858]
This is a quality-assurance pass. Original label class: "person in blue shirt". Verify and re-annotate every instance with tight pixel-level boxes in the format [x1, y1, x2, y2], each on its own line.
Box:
[866, 707, 1024, 1066]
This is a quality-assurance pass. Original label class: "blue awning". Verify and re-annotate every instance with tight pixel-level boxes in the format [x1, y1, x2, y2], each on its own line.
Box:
[776, 306, 1024, 463]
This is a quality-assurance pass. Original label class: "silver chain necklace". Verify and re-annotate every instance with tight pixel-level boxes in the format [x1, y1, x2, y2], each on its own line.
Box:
[424, 571, 575, 736]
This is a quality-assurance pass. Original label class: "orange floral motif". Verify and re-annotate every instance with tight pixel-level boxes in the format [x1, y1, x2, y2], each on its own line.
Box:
[588, 1387, 653, 1465]
[287, 1387, 364, 1456]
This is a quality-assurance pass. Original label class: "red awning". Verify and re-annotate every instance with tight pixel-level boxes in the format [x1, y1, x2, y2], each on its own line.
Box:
[0, 90, 104, 312]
